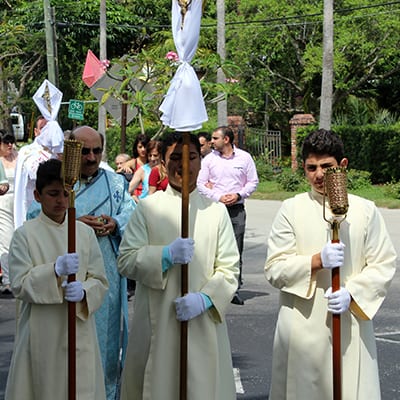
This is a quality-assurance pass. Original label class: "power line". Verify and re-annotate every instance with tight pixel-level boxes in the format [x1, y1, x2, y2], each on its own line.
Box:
[27, 0, 400, 31]
[223, 9, 400, 31]
[220, 0, 400, 27]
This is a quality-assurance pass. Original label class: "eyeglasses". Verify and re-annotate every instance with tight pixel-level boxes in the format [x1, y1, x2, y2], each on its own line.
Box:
[81, 147, 103, 155]
[1, 140, 14, 145]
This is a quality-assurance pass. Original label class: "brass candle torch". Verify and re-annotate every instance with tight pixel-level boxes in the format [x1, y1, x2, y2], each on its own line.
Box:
[323, 166, 349, 400]
[61, 139, 83, 400]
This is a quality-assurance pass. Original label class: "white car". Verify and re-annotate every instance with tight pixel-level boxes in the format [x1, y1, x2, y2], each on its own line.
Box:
[10, 112, 27, 141]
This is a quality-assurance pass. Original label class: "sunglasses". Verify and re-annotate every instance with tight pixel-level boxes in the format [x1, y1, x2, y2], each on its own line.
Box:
[81, 147, 103, 155]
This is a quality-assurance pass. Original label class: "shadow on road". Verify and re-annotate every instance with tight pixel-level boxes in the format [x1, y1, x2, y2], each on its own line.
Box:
[240, 289, 270, 302]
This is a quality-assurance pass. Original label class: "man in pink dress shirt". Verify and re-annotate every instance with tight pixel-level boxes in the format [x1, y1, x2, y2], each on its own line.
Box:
[197, 126, 259, 305]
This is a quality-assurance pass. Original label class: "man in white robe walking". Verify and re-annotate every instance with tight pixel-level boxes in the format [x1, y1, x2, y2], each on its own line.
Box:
[265, 129, 397, 400]
[6, 159, 108, 400]
[118, 132, 239, 400]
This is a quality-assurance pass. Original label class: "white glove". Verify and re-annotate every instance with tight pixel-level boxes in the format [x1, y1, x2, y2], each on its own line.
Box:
[55, 253, 79, 277]
[62, 280, 85, 302]
[168, 237, 195, 265]
[174, 292, 206, 321]
[321, 242, 345, 269]
[325, 287, 351, 314]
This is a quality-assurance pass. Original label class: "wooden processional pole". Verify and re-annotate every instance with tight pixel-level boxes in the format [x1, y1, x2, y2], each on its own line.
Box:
[179, 132, 190, 400]
[331, 220, 342, 400]
[163, 1, 206, 398]
[323, 167, 349, 400]
[62, 139, 83, 400]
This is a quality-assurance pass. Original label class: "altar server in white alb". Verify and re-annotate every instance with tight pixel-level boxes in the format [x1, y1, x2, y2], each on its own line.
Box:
[6, 159, 108, 400]
[118, 132, 239, 400]
[14, 79, 64, 228]
[265, 129, 397, 400]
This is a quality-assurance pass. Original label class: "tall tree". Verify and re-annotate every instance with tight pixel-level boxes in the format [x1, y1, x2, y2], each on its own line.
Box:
[0, 0, 171, 133]
[2, 0, 400, 137]
[319, 0, 334, 130]
[224, 0, 400, 131]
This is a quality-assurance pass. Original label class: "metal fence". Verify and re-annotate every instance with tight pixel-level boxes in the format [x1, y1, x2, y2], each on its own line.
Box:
[245, 128, 281, 165]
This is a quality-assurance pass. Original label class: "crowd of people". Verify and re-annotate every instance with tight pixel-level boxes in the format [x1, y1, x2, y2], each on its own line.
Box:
[0, 121, 397, 400]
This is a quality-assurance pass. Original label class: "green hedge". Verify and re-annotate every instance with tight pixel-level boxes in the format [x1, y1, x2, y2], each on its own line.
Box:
[297, 124, 400, 184]
[104, 122, 400, 184]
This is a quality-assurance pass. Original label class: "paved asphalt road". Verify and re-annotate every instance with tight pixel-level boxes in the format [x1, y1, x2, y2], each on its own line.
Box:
[229, 199, 400, 399]
[1, 199, 399, 399]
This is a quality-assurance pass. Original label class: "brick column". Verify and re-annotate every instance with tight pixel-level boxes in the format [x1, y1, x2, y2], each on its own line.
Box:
[289, 114, 316, 171]
[228, 115, 246, 148]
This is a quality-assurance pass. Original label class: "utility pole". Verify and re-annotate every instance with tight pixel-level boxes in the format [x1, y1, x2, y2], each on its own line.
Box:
[98, 0, 107, 137]
[216, 0, 228, 126]
[319, 0, 334, 130]
[43, 0, 58, 86]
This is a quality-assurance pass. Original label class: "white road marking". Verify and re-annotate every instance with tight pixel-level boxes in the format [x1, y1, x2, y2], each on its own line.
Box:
[234, 367, 244, 394]
[375, 331, 400, 344]
[375, 331, 400, 336]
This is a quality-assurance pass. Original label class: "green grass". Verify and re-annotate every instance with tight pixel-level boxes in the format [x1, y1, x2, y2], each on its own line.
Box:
[252, 181, 400, 209]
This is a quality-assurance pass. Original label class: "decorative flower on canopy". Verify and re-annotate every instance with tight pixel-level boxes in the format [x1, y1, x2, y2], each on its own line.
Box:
[226, 78, 239, 84]
[100, 59, 110, 71]
[166, 51, 180, 63]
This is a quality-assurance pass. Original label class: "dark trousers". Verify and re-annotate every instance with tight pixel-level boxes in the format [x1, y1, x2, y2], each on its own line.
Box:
[226, 203, 246, 289]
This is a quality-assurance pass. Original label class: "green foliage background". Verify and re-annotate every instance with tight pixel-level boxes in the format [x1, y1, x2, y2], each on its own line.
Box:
[2, 0, 400, 178]
[297, 123, 400, 184]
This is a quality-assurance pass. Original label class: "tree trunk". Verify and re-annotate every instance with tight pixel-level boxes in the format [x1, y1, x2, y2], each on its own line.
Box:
[99, 0, 107, 153]
[319, 0, 334, 130]
[217, 0, 227, 126]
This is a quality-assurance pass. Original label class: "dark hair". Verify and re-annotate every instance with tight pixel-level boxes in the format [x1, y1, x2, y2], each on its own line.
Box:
[35, 115, 46, 129]
[132, 134, 150, 158]
[146, 139, 161, 155]
[161, 132, 201, 160]
[301, 129, 345, 164]
[0, 129, 16, 144]
[36, 159, 63, 193]
[215, 126, 234, 145]
[198, 131, 211, 141]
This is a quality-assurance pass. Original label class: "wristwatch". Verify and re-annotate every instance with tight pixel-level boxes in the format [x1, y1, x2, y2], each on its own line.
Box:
[236, 193, 242, 201]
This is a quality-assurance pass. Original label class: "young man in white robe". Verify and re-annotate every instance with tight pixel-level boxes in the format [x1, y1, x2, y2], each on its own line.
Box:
[265, 129, 397, 400]
[5, 158, 108, 400]
[118, 132, 240, 400]
[27, 126, 136, 400]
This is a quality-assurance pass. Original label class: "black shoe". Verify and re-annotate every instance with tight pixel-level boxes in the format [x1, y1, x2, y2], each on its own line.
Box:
[231, 293, 244, 305]
[1, 286, 13, 297]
